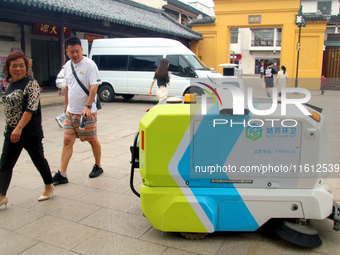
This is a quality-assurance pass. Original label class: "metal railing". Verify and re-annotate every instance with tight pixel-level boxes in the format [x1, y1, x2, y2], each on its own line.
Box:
[251, 40, 281, 47]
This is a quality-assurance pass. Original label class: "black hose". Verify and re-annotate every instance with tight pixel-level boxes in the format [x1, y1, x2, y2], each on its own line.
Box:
[130, 131, 140, 198]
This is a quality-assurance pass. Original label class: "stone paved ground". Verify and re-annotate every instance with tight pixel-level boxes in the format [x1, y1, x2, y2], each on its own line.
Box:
[0, 78, 339, 254]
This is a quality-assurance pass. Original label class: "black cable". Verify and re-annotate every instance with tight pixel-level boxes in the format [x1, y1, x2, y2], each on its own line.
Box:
[130, 131, 140, 197]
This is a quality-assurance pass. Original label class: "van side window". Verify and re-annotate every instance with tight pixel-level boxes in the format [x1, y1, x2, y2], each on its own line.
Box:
[129, 56, 162, 71]
[166, 55, 195, 77]
[179, 57, 191, 76]
[167, 55, 179, 72]
[92, 55, 128, 71]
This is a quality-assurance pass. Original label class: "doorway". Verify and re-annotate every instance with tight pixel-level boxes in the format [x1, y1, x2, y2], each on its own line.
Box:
[31, 39, 60, 87]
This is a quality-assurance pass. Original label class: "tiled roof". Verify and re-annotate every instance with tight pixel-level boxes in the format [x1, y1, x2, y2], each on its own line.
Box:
[303, 13, 330, 23]
[190, 16, 215, 25]
[325, 41, 340, 47]
[3, 0, 203, 40]
[330, 14, 340, 23]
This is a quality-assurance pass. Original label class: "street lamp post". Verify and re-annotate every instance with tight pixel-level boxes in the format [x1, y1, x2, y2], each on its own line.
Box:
[295, 6, 306, 88]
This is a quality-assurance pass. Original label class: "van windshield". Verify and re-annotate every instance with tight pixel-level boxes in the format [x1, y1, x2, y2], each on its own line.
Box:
[182, 55, 210, 71]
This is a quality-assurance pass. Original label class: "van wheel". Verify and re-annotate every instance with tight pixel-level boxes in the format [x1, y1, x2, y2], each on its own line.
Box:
[184, 87, 204, 96]
[99, 84, 115, 102]
[122, 94, 135, 100]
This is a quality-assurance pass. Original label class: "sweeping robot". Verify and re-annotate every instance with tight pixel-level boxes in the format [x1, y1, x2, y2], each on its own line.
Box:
[130, 79, 340, 248]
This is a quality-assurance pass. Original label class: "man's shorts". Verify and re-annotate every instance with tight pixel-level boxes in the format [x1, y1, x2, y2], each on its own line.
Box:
[265, 78, 274, 88]
[64, 111, 97, 142]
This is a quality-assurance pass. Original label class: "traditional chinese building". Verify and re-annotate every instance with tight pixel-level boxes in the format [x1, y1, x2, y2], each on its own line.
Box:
[0, 0, 202, 87]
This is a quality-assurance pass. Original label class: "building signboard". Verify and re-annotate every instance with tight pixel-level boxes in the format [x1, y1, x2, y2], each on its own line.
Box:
[84, 34, 104, 43]
[248, 15, 261, 24]
[32, 24, 72, 38]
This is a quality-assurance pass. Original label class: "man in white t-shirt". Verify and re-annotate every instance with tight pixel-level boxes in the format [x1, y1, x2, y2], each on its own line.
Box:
[52, 37, 103, 185]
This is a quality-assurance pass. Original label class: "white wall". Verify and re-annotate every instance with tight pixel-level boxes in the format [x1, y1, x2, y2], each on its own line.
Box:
[230, 34, 241, 55]
[302, 0, 340, 15]
[132, 0, 165, 9]
[0, 22, 21, 57]
[187, 1, 215, 16]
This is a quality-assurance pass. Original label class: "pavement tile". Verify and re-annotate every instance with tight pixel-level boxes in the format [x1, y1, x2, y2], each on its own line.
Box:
[72, 230, 167, 255]
[331, 188, 340, 200]
[42, 140, 64, 154]
[100, 166, 130, 179]
[100, 144, 127, 158]
[79, 207, 152, 238]
[78, 174, 136, 194]
[85, 155, 130, 170]
[20, 242, 79, 255]
[114, 136, 141, 147]
[9, 171, 48, 191]
[38, 151, 62, 169]
[11, 153, 31, 166]
[309, 219, 334, 233]
[162, 248, 199, 255]
[12, 163, 41, 176]
[216, 239, 260, 255]
[6, 186, 42, 209]
[325, 178, 340, 189]
[108, 129, 139, 138]
[140, 228, 226, 255]
[0, 227, 39, 254]
[61, 170, 92, 184]
[308, 220, 340, 255]
[250, 237, 313, 255]
[126, 203, 144, 216]
[72, 140, 95, 153]
[65, 151, 94, 163]
[31, 195, 101, 222]
[123, 181, 142, 197]
[43, 182, 98, 200]
[16, 215, 99, 250]
[0, 205, 45, 231]
[77, 189, 140, 212]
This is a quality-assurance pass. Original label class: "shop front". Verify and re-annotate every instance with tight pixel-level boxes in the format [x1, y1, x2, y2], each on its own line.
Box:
[255, 58, 280, 74]
[230, 54, 242, 65]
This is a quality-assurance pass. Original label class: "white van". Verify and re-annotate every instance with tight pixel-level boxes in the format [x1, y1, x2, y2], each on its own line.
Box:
[89, 38, 224, 102]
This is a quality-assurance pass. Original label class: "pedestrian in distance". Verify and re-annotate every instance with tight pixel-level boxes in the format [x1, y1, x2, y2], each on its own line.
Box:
[52, 37, 103, 185]
[321, 75, 326, 95]
[260, 62, 264, 78]
[276, 65, 288, 97]
[264, 61, 277, 97]
[0, 52, 54, 208]
[149, 58, 171, 102]
[55, 65, 66, 128]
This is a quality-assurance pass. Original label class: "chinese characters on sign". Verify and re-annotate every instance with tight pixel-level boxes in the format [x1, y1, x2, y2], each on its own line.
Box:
[32, 24, 72, 38]
[84, 34, 104, 43]
[248, 15, 261, 24]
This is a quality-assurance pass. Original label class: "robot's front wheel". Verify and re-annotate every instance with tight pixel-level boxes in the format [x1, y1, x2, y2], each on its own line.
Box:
[180, 232, 208, 240]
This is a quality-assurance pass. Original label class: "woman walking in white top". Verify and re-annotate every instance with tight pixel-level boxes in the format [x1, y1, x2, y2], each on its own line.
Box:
[276, 65, 288, 97]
